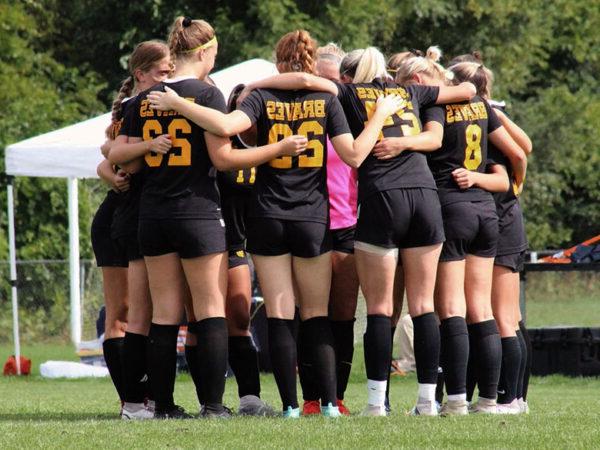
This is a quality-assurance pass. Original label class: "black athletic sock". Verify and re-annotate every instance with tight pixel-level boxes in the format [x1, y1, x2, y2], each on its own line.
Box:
[363, 315, 391, 382]
[268, 318, 298, 410]
[498, 336, 521, 404]
[331, 319, 355, 401]
[297, 320, 319, 402]
[385, 325, 396, 409]
[229, 336, 261, 398]
[185, 341, 204, 406]
[103, 337, 125, 401]
[440, 316, 469, 395]
[466, 325, 478, 402]
[519, 321, 532, 400]
[470, 320, 502, 400]
[148, 323, 179, 411]
[122, 332, 149, 403]
[412, 312, 440, 385]
[301, 317, 337, 406]
[195, 318, 228, 408]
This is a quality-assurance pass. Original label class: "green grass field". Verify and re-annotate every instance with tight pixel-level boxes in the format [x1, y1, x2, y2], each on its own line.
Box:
[1, 344, 599, 449]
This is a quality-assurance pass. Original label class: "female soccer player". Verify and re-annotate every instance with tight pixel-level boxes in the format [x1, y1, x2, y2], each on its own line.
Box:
[147, 30, 404, 418]
[387, 55, 527, 415]
[92, 40, 171, 417]
[233, 45, 479, 416]
[109, 17, 308, 419]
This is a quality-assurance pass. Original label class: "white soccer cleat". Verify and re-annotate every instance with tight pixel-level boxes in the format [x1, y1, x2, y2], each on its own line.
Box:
[121, 402, 155, 420]
[361, 404, 388, 417]
[496, 399, 521, 415]
[440, 399, 469, 416]
[518, 398, 530, 414]
[469, 398, 497, 414]
[410, 399, 439, 416]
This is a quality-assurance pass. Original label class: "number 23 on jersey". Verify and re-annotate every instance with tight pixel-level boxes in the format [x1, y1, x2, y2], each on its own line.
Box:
[268, 121, 323, 169]
[143, 118, 192, 167]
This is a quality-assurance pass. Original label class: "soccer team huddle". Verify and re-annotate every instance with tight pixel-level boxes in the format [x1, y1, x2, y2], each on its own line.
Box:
[92, 15, 533, 420]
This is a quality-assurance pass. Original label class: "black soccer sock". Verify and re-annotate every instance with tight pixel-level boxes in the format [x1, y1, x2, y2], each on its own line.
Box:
[385, 325, 396, 408]
[103, 337, 125, 401]
[470, 320, 502, 400]
[519, 321, 532, 400]
[229, 336, 261, 398]
[412, 312, 440, 385]
[440, 316, 469, 396]
[184, 336, 204, 406]
[466, 325, 478, 402]
[297, 320, 319, 402]
[268, 318, 298, 410]
[148, 323, 179, 411]
[498, 336, 521, 404]
[331, 319, 355, 401]
[301, 317, 337, 406]
[363, 315, 391, 382]
[122, 332, 150, 403]
[195, 317, 228, 408]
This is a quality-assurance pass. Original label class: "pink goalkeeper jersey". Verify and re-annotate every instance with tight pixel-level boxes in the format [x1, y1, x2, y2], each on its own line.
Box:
[327, 139, 358, 230]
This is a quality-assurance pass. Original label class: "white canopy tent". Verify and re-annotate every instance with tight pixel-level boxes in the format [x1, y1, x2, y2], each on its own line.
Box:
[5, 59, 277, 373]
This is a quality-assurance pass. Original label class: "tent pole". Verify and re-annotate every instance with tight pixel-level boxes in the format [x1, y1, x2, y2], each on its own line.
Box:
[7, 176, 21, 375]
[68, 177, 81, 346]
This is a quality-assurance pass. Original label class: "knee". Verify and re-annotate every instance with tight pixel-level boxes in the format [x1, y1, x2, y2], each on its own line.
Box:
[226, 304, 251, 335]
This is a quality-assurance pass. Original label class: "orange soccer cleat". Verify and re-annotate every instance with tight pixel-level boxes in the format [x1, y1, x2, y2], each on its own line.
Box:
[336, 399, 351, 416]
[302, 400, 321, 415]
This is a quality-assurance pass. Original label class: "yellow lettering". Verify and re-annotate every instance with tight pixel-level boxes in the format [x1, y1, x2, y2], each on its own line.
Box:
[314, 100, 325, 118]
[266, 101, 276, 120]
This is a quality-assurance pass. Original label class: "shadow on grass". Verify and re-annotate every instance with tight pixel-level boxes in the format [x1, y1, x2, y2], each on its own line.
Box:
[0, 412, 119, 422]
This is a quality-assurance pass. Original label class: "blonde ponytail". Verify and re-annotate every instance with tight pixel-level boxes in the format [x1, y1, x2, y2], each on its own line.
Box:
[352, 47, 388, 83]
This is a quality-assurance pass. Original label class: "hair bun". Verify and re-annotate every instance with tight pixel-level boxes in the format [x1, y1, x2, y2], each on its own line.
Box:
[426, 46, 442, 62]
[182, 17, 193, 27]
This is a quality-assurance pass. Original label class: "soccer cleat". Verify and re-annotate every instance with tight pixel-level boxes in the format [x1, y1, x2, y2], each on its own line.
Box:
[154, 404, 194, 419]
[361, 404, 388, 417]
[302, 400, 321, 415]
[282, 406, 301, 418]
[144, 399, 156, 414]
[496, 399, 521, 415]
[238, 395, 276, 417]
[518, 398, 529, 414]
[121, 402, 155, 420]
[321, 403, 342, 418]
[336, 399, 350, 416]
[470, 398, 497, 414]
[440, 399, 469, 416]
[410, 399, 438, 416]
[200, 404, 233, 419]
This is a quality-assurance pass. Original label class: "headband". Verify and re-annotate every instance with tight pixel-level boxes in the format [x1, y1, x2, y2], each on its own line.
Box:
[183, 36, 217, 54]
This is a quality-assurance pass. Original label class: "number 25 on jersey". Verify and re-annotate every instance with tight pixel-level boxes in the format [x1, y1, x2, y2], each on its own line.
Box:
[268, 121, 323, 169]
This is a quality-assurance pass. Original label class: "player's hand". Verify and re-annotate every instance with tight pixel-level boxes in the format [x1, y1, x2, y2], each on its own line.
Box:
[375, 94, 406, 117]
[100, 139, 112, 159]
[148, 86, 180, 111]
[149, 134, 172, 154]
[452, 168, 476, 189]
[278, 135, 308, 156]
[236, 86, 253, 107]
[373, 138, 407, 160]
[112, 170, 130, 193]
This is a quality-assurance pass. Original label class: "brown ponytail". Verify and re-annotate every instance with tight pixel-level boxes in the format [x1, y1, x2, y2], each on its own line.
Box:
[168, 16, 215, 61]
[275, 30, 317, 74]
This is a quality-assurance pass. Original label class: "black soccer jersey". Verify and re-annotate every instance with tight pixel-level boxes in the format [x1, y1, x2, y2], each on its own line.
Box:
[239, 88, 350, 223]
[126, 77, 224, 220]
[335, 79, 440, 201]
[425, 96, 502, 205]
[217, 135, 256, 196]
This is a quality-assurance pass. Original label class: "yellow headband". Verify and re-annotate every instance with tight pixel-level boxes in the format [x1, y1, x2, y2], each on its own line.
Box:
[183, 36, 217, 54]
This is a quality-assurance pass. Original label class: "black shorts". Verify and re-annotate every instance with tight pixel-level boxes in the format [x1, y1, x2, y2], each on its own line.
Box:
[440, 199, 499, 262]
[222, 192, 250, 252]
[138, 218, 227, 259]
[355, 188, 445, 249]
[246, 217, 332, 257]
[496, 201, 528, 256]
[495, 251, 525, 272]
[331, 226, 356, 254]
[115, 234, 143, 262]
[91, 226, 128, 268]
[228, 248, 249, 269]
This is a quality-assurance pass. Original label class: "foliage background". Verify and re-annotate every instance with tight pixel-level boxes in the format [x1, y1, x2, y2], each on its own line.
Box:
[0, 0, 599, 339]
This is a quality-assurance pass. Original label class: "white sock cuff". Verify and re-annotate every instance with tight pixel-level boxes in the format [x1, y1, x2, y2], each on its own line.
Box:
[367, 379, 387, 406]
[418, 383, 437, 401]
